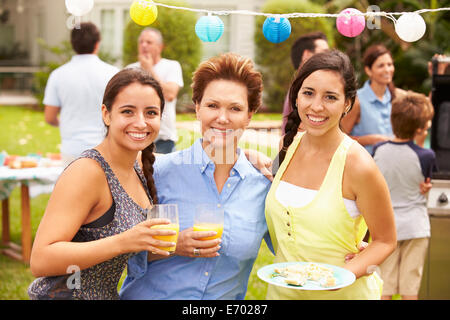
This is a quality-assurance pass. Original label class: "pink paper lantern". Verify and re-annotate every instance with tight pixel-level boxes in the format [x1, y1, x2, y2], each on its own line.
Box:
[336, 8, 365, 37]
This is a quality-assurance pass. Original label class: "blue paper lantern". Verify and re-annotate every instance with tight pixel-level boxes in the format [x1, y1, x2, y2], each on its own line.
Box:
[195, 15, 224, 42]
[262, 16, 291, 43]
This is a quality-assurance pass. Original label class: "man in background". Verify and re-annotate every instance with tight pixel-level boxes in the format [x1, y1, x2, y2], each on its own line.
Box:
[127, 28, 183, 154]
[44, 22, 119, 166]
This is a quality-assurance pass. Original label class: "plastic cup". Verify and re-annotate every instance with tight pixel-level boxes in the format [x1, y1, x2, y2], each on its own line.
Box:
[148, 204, 179, 252]
[193, 203, 224, 240]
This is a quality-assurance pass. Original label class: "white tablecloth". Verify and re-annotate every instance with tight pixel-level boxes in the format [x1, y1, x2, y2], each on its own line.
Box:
[0, 166, 64, 200]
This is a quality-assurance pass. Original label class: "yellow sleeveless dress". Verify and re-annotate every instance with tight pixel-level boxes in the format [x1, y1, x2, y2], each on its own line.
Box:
[265, 132, 382, 299]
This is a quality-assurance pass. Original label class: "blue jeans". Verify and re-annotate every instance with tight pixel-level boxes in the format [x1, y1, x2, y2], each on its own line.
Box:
[155, 139, 175, 154]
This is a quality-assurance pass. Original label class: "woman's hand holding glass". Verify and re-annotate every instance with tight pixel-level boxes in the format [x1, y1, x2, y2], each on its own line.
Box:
[148, 204, 180, 254]
[175, 228, 222, 258]
[118, 218, 177, 256]
[175, 204, 224, 258]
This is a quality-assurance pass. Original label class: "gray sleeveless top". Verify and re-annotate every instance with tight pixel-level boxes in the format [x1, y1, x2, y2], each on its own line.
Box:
[28, 149, 150, 300]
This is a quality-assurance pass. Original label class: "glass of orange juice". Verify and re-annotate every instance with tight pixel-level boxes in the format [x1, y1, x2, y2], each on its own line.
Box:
[193, 204, 224, 240]
[148, 204, 179, 253]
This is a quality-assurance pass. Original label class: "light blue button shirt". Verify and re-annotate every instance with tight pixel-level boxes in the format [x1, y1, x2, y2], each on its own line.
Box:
[350, 80, 393, 154]
[120, 139, 273, 300]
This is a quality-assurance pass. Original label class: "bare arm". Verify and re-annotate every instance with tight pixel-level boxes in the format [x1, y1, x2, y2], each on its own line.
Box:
[243, 149, 273, 181]
[342, 145, 397, 279]
[30, 159, 175, 277]
[44, 105, 60, 127]
[341, 98, 390, 146]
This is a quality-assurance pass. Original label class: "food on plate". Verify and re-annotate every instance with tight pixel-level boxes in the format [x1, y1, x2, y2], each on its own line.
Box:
[273, 262, 337, 288]
[46, 153, 62, 160]
[284, 273, 307, 286]
[320, 274, 337, 287]
[4, 155, 19, 166]
[8, 159, 22, 169]
[8, 157, 38, 169]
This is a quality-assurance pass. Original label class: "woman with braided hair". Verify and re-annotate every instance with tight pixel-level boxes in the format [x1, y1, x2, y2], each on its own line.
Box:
[28, 68, 176, 300]
[265, 50, 396, 299]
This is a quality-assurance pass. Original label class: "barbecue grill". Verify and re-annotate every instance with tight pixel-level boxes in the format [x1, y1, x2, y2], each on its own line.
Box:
[419, 57, 450, 299]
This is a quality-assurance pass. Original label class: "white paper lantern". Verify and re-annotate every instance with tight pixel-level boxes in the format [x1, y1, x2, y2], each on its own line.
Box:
[395, 13, 426, 42]
[65, 0, 94, 16]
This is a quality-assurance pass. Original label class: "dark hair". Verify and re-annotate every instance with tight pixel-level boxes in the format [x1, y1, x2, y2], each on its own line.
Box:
[102, 68, 165, 204]
[191, 52, 263, 112]
[363, 44, 396, 101]
[290, 32, 328, 70]
[279, 50, 357, 166]
[391, 91, 434, 140]
[71, 22, 101, 54]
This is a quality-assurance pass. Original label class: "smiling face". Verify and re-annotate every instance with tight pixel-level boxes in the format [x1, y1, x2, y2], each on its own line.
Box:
[365, 52, 395, 86]
[102, 82, 161, 152]
[296, 70, 349, 137]
[196, 79, 253, 150]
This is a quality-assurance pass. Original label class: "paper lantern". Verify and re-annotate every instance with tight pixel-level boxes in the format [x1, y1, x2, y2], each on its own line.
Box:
[336, 8, 365, 37]
[262, 16, 291, 43]
[130, 0, 158, 26]
[195, 15, 224, 42]
[65, 0, 94, 16]
[395, 13, 426, 42]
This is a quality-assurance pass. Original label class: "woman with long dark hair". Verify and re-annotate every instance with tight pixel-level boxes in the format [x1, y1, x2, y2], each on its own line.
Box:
[28, 68, 176, 300]
[265, 50, 396, 299]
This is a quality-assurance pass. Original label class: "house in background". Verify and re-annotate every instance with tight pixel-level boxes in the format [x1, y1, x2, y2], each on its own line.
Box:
[0, 0, 67, 103]
[0, 0, 265, 103]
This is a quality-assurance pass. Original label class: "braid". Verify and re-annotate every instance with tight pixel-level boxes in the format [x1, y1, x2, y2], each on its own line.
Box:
[141, 143, 158, 204]
[279, 108, 301, 165]
[272, 85, 302, 176]
[272, 108, 301, 176]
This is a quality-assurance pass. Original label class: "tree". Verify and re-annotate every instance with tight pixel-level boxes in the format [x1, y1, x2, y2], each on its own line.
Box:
[254, 0, 335, 112]
[327, 0, 450, 93]
[123, 0, 202, 109]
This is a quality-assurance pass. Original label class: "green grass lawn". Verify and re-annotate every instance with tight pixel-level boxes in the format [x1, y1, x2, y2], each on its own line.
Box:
[0, 105, 275, 300]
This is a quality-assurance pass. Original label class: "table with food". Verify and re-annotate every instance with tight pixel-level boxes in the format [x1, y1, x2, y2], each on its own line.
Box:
[0, 152, 64, 263]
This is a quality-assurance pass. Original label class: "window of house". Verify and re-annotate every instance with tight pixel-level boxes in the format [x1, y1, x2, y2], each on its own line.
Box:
[100, 9, 115, 54]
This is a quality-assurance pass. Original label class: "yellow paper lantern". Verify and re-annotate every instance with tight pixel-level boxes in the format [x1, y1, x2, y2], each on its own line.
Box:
[130, 0, 158, 26]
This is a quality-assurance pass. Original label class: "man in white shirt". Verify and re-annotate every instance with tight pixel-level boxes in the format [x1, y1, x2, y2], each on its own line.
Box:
[44, 22, 119, 166]
[127, 28, 184, 153]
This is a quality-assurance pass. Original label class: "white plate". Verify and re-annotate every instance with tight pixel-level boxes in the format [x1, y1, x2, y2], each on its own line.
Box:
[257, 261, 356, 290]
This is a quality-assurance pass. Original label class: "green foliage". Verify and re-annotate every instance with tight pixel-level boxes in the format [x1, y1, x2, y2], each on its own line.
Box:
[328, 0, 450, 94]
[254, 0, 335, 112]
[31, 39, 73, 108]
[122, 0, 202, 109]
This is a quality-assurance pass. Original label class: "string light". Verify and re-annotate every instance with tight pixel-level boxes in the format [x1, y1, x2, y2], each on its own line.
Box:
[336, 8, 366, 38]
[125, 2, 450, 44]
[129, 0, 158, 26]
[262, 16, 291, 43]
[395, 13, 427, 42]
[65, 0, 94, 16]
[195, 14, 224, 42]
